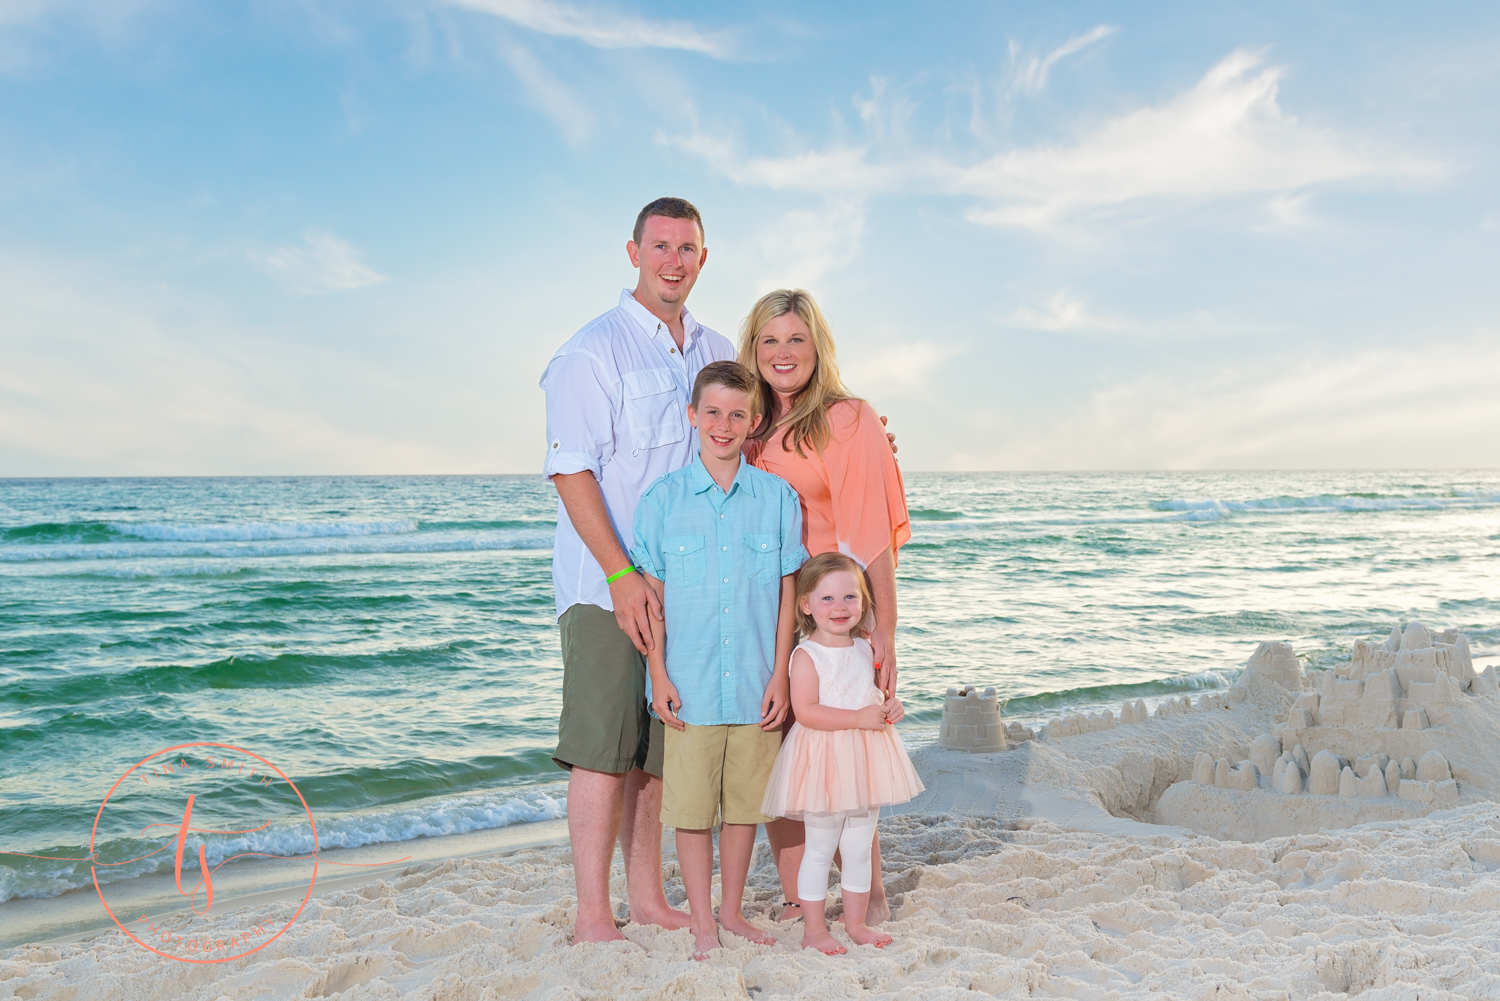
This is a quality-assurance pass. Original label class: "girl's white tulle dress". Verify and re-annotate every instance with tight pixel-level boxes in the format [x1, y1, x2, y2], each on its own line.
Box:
[760, 637, 925, 819]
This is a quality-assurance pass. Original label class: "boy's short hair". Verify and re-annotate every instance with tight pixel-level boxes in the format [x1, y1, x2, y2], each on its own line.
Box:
[633, 197, 704, 245]
[691, 361, 762, 415]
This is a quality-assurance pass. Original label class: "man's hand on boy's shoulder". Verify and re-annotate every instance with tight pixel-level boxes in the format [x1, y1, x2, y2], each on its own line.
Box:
[880, 414, 897, 457]
[760, 673, 790, 730]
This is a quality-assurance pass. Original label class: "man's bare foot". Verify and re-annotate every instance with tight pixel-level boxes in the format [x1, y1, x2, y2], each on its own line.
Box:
[692, 931, 722, 961]
[629, 903, 692, 931]
[801, 928, 846, 955]
[845, 923, 892, 948]
[719, 911, 775, 946]
[778, 901, 803, 922]
[573, 918, 627, 944]
[865, 896, 891, 926]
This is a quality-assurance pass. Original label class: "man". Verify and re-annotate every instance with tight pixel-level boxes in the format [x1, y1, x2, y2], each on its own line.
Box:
[541, 197, 735, 943]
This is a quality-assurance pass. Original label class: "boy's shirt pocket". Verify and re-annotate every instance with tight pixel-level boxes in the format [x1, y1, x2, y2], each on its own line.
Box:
[662, 534, 707, 586]
[743, 533, 781, 586]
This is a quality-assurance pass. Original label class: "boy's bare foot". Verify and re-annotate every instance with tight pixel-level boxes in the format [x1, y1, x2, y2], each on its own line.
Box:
[801, 928, 846, 955]
[692, 931, 722, 961]
[778, 901, 803, 922]
[573, 918, 628, 944]
[845, 923, 892, 948]
[719, 911, 776, 946]
[629, 903, 692, 931]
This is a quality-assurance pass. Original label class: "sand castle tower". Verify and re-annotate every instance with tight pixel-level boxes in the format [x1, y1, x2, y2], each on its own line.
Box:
[939, 686, 1008, 752]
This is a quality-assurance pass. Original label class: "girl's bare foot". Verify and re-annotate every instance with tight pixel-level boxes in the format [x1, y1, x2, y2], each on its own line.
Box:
[778, 901, 803, 922]
[719, 912, 776, 946]
[691, 931, 722, 961]
[801, 928, 846, 955]
[845, 923, 892, 948]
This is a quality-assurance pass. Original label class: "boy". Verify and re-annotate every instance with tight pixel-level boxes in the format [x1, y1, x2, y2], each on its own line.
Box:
[629, 360, 808, 960]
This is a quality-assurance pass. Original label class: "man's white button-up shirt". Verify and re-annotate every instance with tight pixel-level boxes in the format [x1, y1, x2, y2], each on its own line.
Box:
[540, 289, 736, 620]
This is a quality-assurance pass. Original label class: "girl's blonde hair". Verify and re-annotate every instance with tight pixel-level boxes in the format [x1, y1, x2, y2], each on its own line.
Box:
[794, 552, 874, 639]
[737, 289, 858, 458]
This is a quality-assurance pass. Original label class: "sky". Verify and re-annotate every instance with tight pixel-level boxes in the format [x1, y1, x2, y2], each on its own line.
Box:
[2, 0, 1499, 475]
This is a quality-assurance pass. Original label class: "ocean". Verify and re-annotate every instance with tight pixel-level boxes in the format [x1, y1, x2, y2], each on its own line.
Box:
[2, 471, 1498, 904]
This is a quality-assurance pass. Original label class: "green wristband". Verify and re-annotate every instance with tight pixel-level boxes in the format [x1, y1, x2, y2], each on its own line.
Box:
[605, 565, 637, 584]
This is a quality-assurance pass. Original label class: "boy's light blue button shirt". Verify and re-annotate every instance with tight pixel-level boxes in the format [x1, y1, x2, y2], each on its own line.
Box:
[630, 456, 808, 726]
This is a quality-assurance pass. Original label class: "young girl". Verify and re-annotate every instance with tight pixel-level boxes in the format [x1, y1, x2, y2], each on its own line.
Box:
[760, 553, 925, 954]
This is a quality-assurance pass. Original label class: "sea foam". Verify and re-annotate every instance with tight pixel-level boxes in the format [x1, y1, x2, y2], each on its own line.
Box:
[0, 784, 568, 903]
[1154, 491, 1500, 517]
[112, 520, 419, 542]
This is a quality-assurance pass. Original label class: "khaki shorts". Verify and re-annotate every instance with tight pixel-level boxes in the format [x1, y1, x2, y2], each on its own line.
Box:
[553, 603, 663, 777]
[660, 723, 782, 829]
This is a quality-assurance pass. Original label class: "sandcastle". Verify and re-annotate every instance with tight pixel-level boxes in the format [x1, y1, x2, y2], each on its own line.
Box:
[938, 686, 1009, 751]
[1162, 624, 1488, 834]
[933, 657, 1251, 754]
[1036, 687, 1239, 739]
[910, 622, 1500, 847]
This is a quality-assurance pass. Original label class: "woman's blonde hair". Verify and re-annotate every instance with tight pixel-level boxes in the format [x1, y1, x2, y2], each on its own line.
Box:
[737, 289, 857, 457]
[794, 552, 874, 639]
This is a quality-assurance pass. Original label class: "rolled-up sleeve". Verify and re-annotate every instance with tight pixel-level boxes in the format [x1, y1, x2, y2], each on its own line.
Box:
[778, 481, 810, 575]
[823, 400, 912, 568]
[629, 485, 667, 579]
[541, 349, 616, 480]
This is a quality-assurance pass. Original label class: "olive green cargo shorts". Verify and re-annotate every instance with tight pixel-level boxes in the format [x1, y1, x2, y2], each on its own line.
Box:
[553, 603, 663, 777]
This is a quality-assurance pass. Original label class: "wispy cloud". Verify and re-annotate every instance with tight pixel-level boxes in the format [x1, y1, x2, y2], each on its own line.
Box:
[1254, 191, 1315, 231]
[956, 49, 1442, 230]
[0, 0, 160, 75]
[248, 231, 389, 294]
[668, 49, 1444, 238]
[0, 259, 460, 474]
[445, 0, 731, 56]
[1009, 25, 1116, 95]
[495, 35, 593, 143]
[841, 341, 964, 399]
[663, 128, 902, 196]
[952, 335, 1500, 470]
[1001, 291, 1133, 333]
[750, 199, 867, 289]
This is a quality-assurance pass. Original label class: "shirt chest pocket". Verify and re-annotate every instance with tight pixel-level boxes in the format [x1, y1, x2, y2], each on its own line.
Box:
[663, 535, 706, 586]
[621, 368, 685, 453]
[744, 533, 781, 586]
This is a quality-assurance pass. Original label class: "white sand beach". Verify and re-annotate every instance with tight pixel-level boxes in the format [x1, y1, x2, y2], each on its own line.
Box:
[6, 623, 1500, 1000]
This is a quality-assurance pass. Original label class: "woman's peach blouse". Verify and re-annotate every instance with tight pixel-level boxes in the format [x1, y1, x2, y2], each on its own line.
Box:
[752, 399, 911, 568]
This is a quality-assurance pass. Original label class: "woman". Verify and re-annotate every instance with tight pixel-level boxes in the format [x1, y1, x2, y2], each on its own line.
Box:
[738, 288, 911, 925]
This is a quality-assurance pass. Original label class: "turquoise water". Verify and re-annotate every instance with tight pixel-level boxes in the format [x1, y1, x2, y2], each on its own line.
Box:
[3, 471, 1498, 902]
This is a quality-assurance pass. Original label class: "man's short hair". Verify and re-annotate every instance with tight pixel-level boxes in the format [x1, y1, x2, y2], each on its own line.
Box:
[691, 361, 761, 415]
[633, 197, 704, 246]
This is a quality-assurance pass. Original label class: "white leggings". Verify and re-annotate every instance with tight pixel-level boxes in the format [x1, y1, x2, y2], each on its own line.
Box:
[797, 808, 879, 902]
